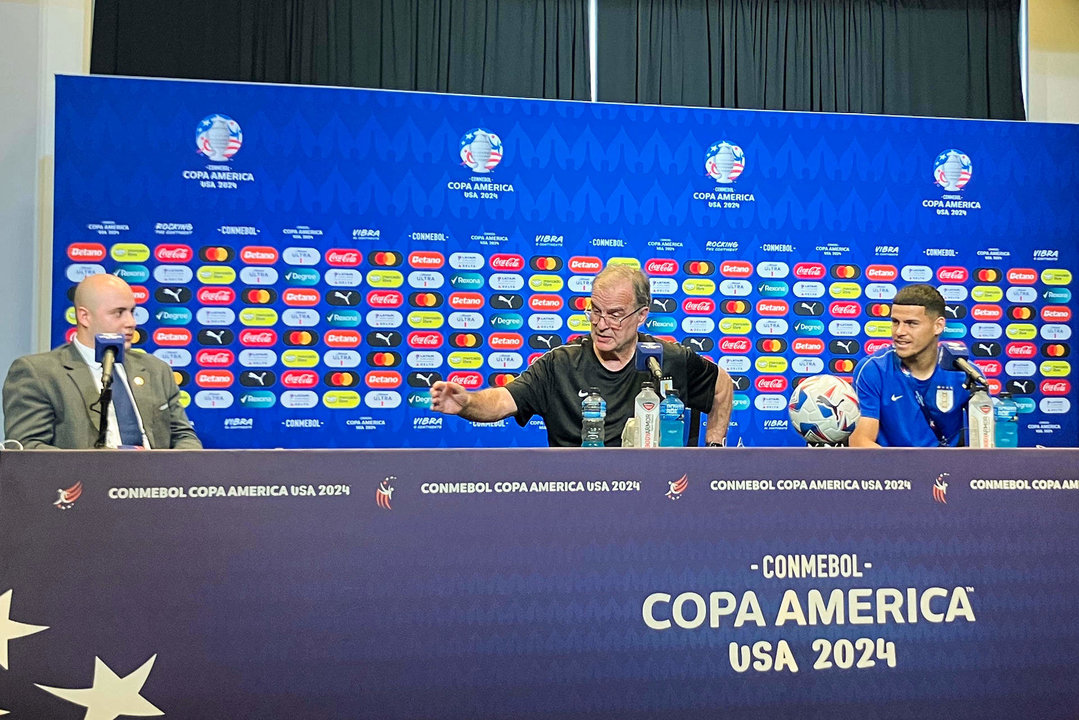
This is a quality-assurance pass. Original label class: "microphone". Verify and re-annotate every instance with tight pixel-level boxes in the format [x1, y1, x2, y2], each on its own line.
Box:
[95, 333, 126, 387]
[635, 341, 665, 386]
[938, 341, 988, 389]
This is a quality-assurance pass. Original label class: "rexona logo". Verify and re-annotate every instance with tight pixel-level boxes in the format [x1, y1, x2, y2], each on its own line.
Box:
[865, 265, 898, 281]
[240, 246, 279, 264]
[367, 290, 403, 308]
[409, 251, 444, 268]
[489, 254, 525, 271]
[449, 273, 484, 290]
[283, 288, 320, 306]
[449, 292, 485, 310]
[755, 376, 789, 393]
[683, 298, 716, 315]
[569, 256, 603, 274]
[792, 338, 825, 355]
[239, 329, 278, 347]
[1006, 268, 1037, 285]
[198, 287, 235, 305]
[154, 329, 192, 346]
[408, 331, 443, 349]
[196, 349, 234, 367]
[67, 243, 107, 261]
[720, 260, 753, 278]
[154, 243, 192, 263]
[719, 337, 751, 354]
[645, 259, 678, 276]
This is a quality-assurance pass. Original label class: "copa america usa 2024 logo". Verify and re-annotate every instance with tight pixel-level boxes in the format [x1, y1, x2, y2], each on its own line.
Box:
[196, 114, 243, 161]
[705, 141, 745, 184]
[460, 129, 503, 173]
[933, 149, 972, 191]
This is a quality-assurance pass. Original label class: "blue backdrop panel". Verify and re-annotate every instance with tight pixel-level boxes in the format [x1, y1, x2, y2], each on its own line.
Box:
[52, 76, 1079, 448]
[1, 449, 1078, 718]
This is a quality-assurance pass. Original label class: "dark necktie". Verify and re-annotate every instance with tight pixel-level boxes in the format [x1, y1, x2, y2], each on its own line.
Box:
[110, 370, 144, 446]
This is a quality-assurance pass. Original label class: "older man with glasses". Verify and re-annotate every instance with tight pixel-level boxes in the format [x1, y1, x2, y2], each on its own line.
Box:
[430, 264, 732, 447]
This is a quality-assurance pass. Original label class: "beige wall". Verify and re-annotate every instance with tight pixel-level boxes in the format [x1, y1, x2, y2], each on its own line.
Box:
[1028, 0, 1079, 123]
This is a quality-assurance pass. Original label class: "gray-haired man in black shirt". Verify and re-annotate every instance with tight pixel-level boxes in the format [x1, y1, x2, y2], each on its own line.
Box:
[430, 264, 733, 446]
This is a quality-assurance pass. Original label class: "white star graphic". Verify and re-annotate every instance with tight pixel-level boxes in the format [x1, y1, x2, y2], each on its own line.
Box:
[0, 589, 48, 670]
[36, 655, 163, 720]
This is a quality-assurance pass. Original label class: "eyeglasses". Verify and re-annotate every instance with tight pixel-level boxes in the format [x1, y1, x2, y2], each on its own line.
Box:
[588, 305, 646, 329]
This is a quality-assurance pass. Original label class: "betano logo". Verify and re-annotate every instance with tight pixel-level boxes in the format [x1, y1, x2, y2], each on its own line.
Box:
[240, 246, 278, 264]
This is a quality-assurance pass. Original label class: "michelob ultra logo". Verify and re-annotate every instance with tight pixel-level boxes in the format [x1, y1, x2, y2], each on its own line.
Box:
[239, 308, 278, 326]
[528, 274, 564, 292]
[408, 311, 444, 329]
[1041, 269, 1072, 285]
[718, 317, 752, 334]
[197, 266, 237, 284]
[828, 282, 861, 299]
[323, 390, 362, 409]
[682, 278, 716, 295]
[971, 286, 1003, 302]
[366, 270, 404, 288]
[110, 243, 150, 262]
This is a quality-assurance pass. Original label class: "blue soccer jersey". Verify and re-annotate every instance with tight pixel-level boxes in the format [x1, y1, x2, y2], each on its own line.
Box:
[852, 346, 971, 447]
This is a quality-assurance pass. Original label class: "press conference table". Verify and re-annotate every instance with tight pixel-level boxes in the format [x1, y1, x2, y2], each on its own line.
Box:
[1, 448, 1077, 719]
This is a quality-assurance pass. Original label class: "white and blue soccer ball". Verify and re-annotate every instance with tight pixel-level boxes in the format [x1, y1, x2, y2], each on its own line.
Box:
[788, 374, 860, 446]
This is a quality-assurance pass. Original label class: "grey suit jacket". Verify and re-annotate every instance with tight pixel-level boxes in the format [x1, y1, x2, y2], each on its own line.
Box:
[2, 343, 202, 449]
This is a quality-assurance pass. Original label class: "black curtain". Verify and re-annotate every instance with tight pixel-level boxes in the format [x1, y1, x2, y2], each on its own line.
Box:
[91, 0, 592, 101]
[597, 0, 1024, 119]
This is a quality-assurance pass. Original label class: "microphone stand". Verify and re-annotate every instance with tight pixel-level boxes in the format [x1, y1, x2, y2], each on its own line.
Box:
[94, 373, 115, 449]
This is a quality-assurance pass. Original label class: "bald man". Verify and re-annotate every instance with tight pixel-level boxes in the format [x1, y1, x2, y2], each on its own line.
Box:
[2, 274, 201, 449]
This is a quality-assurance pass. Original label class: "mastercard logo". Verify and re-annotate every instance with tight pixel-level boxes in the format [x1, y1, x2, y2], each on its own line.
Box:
[1042, 343, 1070, 358]
[283, 330, 319, 346]
[487, 373, 518, 387]
[830, 265, 860, 280]
[409, 292, 443, 308]
[756, 338, 787, 353]
[173, 370, 190, 386]
[830, 358, 857, 373]
[367, 351, 401, 367]
[450, 332, 483, 349]
[866, 303, 891, 318]
[369, 251, 403, 267]
[568, 296, 591, 312]
[199, 246, 235, 262]
[683, 260, 715, 276]
[721, 299, 751, 315]
[974, 268, 1002, 283]
[324, 371, 360, 388]
[530, 256, 563, 271]
[1006, 306, 1035, 321]
[241, 288, 277, 305]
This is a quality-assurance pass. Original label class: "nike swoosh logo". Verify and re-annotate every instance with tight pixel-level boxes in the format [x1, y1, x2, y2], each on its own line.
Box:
[578, 390, 590, 398]
[891, 394, 903, 401]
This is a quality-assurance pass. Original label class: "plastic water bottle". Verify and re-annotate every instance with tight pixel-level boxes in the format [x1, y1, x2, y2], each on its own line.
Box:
[580, 387, 606, 447]
[659, 388, 685, 447]
[635, 382, 661, 448]
[993, 392, 1019, 448]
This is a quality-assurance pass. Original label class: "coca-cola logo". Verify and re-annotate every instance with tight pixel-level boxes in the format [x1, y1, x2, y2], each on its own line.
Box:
[488, 333, 523, 350]
[1006, 268, 1037, 284]
[755, 375, 789, 392]
[974, 360, 1002, 376]
[282, 370, 319, 388]
[645, 259, 678, 276]
[196, 370, 234, 388]
[720, 261, 753, 278]
[1006, 342, 1037, 358]
[409, 251, 445, 268]
[719, 337, 751, 353]
[793, 262, 826, 279]
[196, 349, 235, 366]
[240, 329, 278, 347]
[829, 301, 861, 318]
[1041, 379, 1071, 395]
[865, 264, 898, 281]
[153, 329, 191, 346]
[529, 294, 564, 311]
[1042, 306, 1072, 322]
[756, 300, 789, 317]
[864, 339, 893, 354]
[325, 330, 362, 348]
[489, 254, 525, 271]
[971, 305, 1003, 321]
[366, 291, 403, 308]
[197, 287, 236, 305]
[67, 243, 107, 261]
[325, 249, 362, 267]
[447, 371, 482, 388]
[792, 338, 824, 355]
[936, 267, 969, 283]
[449, 292, 485, 310]
[683, 298, 716, 314]
[365, 371, 402, 388]
[154, 244, 194, 262]
[408, 331, 443, 348]
[283, 288, 320, 306]
[240, 246, 279, 264]
[568, 256, 602, 273]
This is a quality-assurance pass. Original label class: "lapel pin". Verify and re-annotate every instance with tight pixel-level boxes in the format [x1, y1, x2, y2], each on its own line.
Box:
[133, 376, 145, 386]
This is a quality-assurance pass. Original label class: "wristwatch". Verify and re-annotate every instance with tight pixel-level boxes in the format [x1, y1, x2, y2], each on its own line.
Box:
[707, 442, 724, 447]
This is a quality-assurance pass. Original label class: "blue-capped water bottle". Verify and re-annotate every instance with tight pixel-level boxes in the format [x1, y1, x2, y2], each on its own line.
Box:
[659, 387, 685, 447]
[581, 387, 606, 447]
[993, 392, 1019, 448]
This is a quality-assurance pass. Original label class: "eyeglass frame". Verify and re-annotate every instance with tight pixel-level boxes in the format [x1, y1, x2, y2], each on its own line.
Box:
[587, 303, 647, 329]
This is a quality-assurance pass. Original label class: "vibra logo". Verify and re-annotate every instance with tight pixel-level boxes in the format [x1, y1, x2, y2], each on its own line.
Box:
[489, 253, 525, 271]
[568, 256, 602, 273]
[240, 246, 278, 264]
[154, 244, 194, 263]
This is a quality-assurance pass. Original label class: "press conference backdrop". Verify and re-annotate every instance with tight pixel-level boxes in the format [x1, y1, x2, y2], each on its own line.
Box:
[52, 76, 1079, 448]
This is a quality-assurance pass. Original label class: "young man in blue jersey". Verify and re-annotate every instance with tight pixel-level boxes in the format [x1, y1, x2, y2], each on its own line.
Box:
[849, 284, 970, 447]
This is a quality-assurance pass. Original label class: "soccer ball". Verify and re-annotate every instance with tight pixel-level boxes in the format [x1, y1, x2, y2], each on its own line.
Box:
[788, 375, 860, 446]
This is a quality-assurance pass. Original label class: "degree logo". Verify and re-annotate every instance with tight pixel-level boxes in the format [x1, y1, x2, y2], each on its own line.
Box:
[196, 114, 242, 160]
[284, 268, 320, 286]
[704, 140, 745, 183]
[933, 149, 972, 190]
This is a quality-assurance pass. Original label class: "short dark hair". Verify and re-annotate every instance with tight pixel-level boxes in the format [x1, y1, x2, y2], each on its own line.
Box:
[892, 284, 945, 318]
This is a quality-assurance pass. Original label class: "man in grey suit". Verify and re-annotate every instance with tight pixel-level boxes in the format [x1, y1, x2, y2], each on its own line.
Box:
[3, 273, 202, 449]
